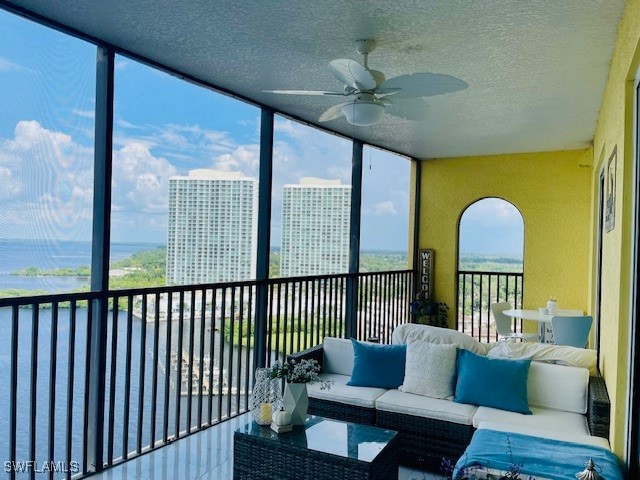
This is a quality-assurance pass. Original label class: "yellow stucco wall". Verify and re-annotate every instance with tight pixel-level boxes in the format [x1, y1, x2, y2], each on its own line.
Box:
[418, 150, 592, 332]
[589, 0, 640, 460]
[412, 0, 640, 462]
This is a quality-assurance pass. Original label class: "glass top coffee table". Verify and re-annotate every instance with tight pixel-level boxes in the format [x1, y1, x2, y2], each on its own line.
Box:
[233, 415, 399, 480]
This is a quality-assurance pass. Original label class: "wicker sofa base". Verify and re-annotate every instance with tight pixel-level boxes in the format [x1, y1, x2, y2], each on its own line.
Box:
[308, 397, 376, 425]
[376, 410, 474, 470]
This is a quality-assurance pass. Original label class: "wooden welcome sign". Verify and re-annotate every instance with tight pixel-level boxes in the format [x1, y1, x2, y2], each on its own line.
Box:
[419, 249, 434, 299]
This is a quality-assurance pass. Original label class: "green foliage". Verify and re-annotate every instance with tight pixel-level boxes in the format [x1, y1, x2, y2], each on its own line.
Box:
[224, 316, 336, 354]
[8, 247, 167, 297]
[268, 248, 408, 278]
[12, 265, 91, 277]
[457, 255, 523, 318]
[0, 288, 50, 298]
[360, 251, 408, 272]
[459, 254, 523, 273]
[269, 250, 281, 278]
[114, 247, 166, 271]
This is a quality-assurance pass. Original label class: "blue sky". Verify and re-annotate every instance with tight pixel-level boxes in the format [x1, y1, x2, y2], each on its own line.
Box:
[0, 8, 522, 256]
[459, 198, 524, 257]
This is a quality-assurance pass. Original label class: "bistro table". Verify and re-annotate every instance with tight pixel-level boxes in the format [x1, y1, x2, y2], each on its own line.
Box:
[503, 308, 583, 343]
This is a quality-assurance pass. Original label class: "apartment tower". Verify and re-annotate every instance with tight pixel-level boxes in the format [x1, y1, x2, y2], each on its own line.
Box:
[280, 177, 351, 277]
[166, 169, 258, 284]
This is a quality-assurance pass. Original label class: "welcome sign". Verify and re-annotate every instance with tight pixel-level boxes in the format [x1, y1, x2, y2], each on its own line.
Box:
[419, 249, 433, 299]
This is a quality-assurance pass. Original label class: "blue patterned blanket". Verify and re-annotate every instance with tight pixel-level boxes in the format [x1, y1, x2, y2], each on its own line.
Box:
[453, 429, 622, 480]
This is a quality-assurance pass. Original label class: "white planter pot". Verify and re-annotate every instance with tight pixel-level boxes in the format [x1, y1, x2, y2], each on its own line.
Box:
[283, 382, 308, 425]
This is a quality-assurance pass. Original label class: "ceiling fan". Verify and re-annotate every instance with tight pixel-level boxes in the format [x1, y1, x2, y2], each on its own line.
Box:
[263, 39, 468, 127]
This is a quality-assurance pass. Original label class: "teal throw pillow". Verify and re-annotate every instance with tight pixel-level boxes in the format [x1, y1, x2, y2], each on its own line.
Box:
[347, 339, 406, 389]
[454, 349, 532, 414]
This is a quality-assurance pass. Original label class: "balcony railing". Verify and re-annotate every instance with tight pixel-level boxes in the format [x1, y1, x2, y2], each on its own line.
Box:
[456, 270, 524, 342]
[0, 269, 412, 478]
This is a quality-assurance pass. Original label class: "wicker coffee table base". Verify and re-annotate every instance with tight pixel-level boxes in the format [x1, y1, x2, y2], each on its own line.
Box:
[233, 428, 399, 480]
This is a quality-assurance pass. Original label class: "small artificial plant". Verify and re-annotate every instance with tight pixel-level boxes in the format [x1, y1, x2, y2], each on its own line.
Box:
[269, 358, 333, 390]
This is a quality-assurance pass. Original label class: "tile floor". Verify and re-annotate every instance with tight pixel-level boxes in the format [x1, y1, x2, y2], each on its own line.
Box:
[91, 413, 445, 480]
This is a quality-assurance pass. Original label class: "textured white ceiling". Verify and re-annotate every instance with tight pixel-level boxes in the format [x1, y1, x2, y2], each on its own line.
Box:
[6, 0, 625, 159]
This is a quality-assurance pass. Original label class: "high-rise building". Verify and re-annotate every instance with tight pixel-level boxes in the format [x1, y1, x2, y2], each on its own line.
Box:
[166, 169, 258, 284]
[280, 177, 351, 277]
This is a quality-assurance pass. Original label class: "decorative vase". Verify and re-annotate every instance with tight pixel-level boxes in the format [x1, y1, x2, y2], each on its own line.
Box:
[547, 297, 558, 315]
[283, 382, 308, 425]
[249, 368, 282, 426]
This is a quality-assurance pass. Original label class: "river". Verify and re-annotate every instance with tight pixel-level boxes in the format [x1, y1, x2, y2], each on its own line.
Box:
[0, 306, 252, 477]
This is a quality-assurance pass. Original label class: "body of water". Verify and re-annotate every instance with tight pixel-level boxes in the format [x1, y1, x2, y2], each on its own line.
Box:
[0, 240, 163, 292]
[0, 305, 252, 479]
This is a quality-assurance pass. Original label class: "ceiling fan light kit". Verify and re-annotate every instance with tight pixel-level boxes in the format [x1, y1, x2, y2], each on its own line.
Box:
[264, 39, 468, 127]
[342, 98, 385, 126]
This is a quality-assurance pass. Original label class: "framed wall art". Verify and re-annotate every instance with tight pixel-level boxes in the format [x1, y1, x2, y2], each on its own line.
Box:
[605, 146, 617, 232]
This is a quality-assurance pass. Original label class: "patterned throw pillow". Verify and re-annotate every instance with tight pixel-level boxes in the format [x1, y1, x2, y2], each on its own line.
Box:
[399, 341, 457, 398]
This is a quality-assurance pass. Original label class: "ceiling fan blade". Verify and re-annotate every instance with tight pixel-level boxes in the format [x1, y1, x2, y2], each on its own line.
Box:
[263, 89, 346, 96]
[380, 73, 468, 99]
[375, 88, 400, 98]
[384, 97, 429, 121]
[318, 102, 350, 122]
[328, 59, 377, 91]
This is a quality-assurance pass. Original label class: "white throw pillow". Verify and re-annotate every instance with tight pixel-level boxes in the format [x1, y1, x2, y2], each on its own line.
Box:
[399, 341, 457, 398]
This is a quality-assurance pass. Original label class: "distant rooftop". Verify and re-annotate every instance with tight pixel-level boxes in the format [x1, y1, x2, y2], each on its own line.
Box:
[171, 169, 256, 181]
[287, 177, 349, 188]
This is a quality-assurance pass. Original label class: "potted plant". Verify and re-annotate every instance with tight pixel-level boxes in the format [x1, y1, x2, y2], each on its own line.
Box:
[411, 291, 449, 328]
[269, 358, 332, 424]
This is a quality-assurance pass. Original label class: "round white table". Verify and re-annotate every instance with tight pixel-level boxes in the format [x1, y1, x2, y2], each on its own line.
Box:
[503, 308, 581, 342]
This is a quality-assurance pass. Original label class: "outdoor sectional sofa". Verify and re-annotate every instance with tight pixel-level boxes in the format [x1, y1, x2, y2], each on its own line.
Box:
[290, 324, 611, 471]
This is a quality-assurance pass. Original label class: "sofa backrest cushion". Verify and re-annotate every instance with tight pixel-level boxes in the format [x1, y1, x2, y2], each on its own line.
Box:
[392, 323, 491, 355]
[322, 337, 354, 376]
[527, 361, 589, 414]
[487, 341, 597, 376]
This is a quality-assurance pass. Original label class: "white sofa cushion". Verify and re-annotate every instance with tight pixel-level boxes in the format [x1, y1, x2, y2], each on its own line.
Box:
[527, 361, 589, 414]
[322, 337, 354, 376]
[392, 323, 491, 355]
[307, 373, 387, 408]
[472, 405, 590, 435]
[400, 341, 457, 398]
[375, 389, 477, 425]
[476, 421, 611, 450]
[487, 340, 597, 375]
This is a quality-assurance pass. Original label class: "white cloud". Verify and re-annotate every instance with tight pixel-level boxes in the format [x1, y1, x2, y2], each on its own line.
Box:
[116, 119, 146, 130]
[72, 109, 95, 119]
[0, 120, 94, 239]
[373, 201, 398, 216]
[274, 118, 309, 140]
[112, 143, 177, 214]
[0, 166, 21, 200]
[327, 165, 351, 182]
[115, 59, 130, 71]
[462, 197, 522, 227]
[214, 144, 259, 172]
[0, 57, 32, 73]
[113, 120, 248, 170]
[0, 120, 183, 240]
